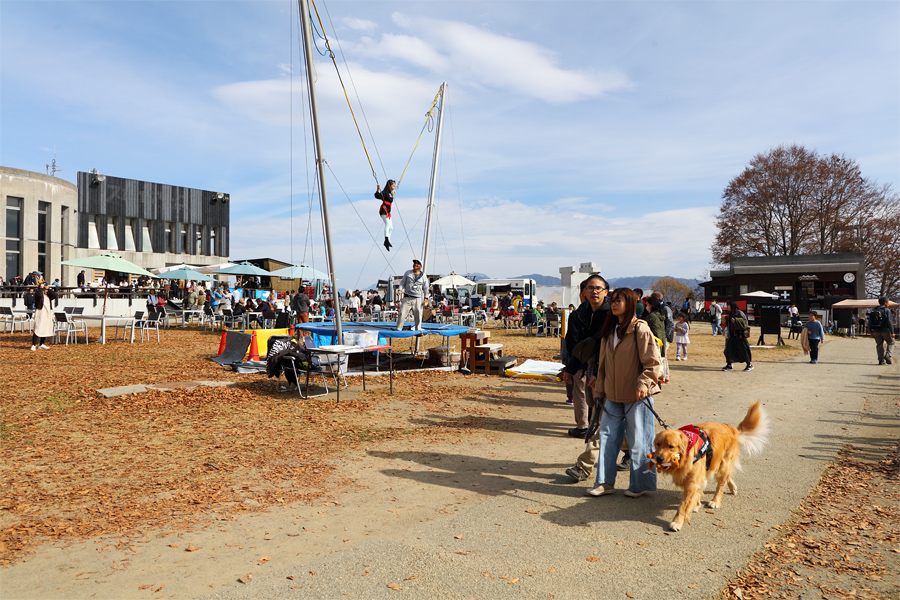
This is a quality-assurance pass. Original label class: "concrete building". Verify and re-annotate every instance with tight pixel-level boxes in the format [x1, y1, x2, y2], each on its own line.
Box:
[2, 166, 230, 285]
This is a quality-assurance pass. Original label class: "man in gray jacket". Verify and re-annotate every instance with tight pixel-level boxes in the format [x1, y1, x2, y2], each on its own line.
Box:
[396, 259, 427, 331]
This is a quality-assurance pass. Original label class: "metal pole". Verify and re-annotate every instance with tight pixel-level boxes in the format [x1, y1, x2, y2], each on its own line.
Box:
[421, 82, 446, 276]
[299, 0, 342, 344]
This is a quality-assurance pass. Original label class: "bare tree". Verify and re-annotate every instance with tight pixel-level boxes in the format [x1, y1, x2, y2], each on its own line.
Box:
[650, 276, 696, 304]
[712, 145, 900, 299]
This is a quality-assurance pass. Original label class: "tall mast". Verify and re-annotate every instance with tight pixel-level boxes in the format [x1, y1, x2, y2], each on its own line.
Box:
[421, 82, 447, 275]
[299, 0, 342, 343]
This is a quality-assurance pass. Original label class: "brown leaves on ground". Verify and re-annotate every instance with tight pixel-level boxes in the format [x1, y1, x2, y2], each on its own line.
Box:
[720, 444, 900, 600]
[0, 328, 557, 565]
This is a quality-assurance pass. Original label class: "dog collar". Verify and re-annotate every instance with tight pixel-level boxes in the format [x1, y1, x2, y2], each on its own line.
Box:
[679, 425, 712, 468]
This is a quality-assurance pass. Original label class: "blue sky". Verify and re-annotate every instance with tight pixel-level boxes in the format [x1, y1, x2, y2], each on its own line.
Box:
[2, 1, 898, 289]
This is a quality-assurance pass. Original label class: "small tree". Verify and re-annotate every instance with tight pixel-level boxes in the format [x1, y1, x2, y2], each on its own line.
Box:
[650, 276, 696, 305]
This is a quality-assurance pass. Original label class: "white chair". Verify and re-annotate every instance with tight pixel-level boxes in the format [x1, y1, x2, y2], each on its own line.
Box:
[138, 311, 162, 342]
[53, 311, 88, 345]
[0, 306, 30, 333]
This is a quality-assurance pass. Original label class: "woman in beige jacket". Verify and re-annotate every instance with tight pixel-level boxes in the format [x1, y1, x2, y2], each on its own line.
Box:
[587, 288, 663, 498]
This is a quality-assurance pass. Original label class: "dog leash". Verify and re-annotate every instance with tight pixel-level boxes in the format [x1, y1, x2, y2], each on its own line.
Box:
[583, 396, 671, 441]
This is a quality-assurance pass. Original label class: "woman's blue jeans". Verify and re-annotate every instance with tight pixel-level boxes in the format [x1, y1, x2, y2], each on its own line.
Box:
[595, 397, 658, 493]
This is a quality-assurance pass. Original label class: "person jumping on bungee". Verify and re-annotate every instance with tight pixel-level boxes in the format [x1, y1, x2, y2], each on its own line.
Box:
[375, 179, 396, 251]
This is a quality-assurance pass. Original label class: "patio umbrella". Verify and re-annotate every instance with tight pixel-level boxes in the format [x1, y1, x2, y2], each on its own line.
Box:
[59, 252, 158, 278]
[314, 279, 323, 301]
[158, 267, 214, 282]
[58, 252, 157, 315]
[213, 261, 272, 277]
[741, 290, 779, 300]
[268, 264, 329, 281]
[432, 272, 476, 287]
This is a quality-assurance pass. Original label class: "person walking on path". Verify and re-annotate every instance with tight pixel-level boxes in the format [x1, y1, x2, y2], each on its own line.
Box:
[561, 275, 609, 439]
[396, 259, 427, 331]
[586, 287, 662, 498]
[723, 300, 753, 371]
[867, 297, 896, 365]
[801, 312, 826, 364]
[674, 312, 691, 360]
[709, 301, 723, 335]
[30, 282, 57, 351]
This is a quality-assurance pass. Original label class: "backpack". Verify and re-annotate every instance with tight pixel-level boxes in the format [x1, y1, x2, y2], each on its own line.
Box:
[868, 308, 886, 330]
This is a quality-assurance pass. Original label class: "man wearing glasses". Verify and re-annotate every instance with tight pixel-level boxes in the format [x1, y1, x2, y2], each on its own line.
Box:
[396, 259, 427, 331]
[561, 275, 610, 431]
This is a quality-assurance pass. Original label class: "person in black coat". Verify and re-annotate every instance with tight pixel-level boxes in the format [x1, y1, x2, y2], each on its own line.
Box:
[562, 275, 610, 437]
[375, 179, 396, 251]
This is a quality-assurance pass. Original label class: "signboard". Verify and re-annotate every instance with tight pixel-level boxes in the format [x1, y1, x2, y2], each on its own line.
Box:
[798, 275, 819, 281]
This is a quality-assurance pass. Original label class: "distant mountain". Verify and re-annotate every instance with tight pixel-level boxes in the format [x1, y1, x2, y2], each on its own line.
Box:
[512, 273, 562, 286]
[608, 276, 700, 291]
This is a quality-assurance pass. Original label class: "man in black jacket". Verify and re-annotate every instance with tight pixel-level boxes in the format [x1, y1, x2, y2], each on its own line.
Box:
[562, 275, 610, 438]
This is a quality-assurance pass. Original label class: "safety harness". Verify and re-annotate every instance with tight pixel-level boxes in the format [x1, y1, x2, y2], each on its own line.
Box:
[679, 425, 712, 469]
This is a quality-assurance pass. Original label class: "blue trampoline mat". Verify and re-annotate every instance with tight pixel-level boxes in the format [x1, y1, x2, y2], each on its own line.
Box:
[298, 321, 471, 348]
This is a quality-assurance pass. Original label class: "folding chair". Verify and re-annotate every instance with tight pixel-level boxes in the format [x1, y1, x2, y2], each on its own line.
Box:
[302, 335, 347, 391]
[283, 350, 332, 398]
[546, 314, 562, 337]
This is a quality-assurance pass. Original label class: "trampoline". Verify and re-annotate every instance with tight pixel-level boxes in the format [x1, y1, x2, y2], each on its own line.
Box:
[298, 321, 472, 349]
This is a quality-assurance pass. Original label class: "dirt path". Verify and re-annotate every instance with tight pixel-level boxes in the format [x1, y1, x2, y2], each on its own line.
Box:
[1, 334, 897, 599]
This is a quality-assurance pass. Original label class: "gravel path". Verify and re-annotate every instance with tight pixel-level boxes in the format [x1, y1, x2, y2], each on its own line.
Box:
[3, 335, 896, 600]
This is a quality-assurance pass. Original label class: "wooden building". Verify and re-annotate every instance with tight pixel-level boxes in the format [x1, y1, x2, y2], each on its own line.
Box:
[701, 253, 866, 313]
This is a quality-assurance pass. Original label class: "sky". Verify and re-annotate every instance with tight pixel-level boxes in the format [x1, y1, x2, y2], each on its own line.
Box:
[2, 0, 898, 289]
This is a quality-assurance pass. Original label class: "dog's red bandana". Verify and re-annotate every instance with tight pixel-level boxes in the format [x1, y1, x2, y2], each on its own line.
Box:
[679, 425, 712, 468]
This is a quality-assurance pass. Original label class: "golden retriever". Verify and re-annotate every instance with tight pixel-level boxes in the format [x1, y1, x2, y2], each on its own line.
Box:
[648, 401, 768, 532]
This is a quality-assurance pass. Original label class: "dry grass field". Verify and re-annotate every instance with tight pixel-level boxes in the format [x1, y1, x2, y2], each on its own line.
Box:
[0, 320, 804, 566]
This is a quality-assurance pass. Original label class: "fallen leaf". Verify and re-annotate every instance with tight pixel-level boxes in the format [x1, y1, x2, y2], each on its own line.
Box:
[734, 588, 744, 599]
[508, 578, 520, 584]
[185, 545, 200, 552]
[238, 574, 252, 584]
[258, 556, 269, 566]
[525, 509, 538, 514]
[587, 556, 601, 562]
[454, 535, 463, 539]
[387, 584, 402, 590]
[139, 584, 152, 590]
[626, 593, 635, 598]
[404, 575, 418, 580]
[167, 544, 179, 548]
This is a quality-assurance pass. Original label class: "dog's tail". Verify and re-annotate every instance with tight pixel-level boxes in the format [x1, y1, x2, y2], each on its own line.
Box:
[736, 401, 769, 457]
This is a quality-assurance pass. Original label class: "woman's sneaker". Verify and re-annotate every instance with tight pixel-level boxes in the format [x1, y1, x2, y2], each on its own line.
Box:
[722, 365, 733, 371]
[743, 364, 754, 371]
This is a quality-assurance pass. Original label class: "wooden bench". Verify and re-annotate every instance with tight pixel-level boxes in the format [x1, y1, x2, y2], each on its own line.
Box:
[471, 343, 503, 374]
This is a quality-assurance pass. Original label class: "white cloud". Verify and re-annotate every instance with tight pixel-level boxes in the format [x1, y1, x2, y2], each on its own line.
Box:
[351, 12, 634, 104]
[341, 17, 377, 33]
[230, 186, 719, 286]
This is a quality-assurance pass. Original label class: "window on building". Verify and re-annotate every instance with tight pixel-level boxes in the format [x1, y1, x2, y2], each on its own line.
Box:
[195, 226, 203, 255]
[209, 228, 216, 256]
[181, 225, 189, 255]
[5, 197, 22, 281]
[124, 218, 136, 251]
[37, 201, 49, 276]
[61, 206, 70, 249]
[107, 217, 119, 250]
[164, 222, 174, 253]
[87, 215, 101, 249]
[142, 223, 153, 253]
